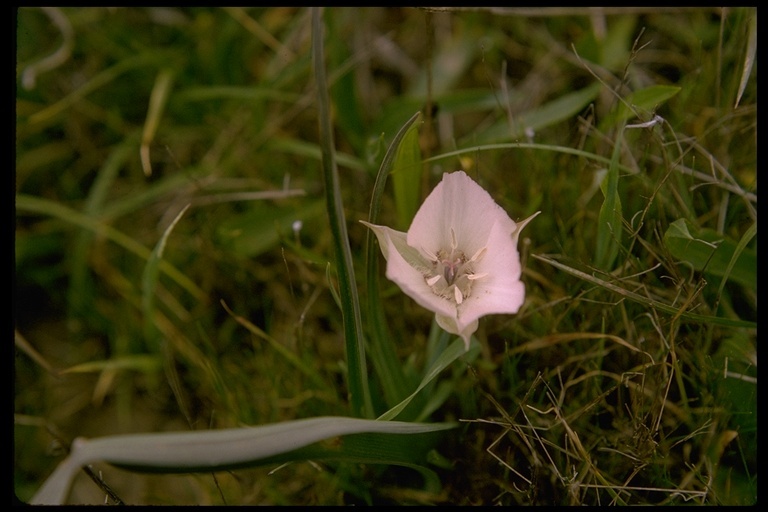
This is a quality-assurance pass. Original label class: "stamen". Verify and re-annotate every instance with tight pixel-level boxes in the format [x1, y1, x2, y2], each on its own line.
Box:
[424, 231, 479, 304]
[421, 246, 438, 261]
[469, 246, 487, 263]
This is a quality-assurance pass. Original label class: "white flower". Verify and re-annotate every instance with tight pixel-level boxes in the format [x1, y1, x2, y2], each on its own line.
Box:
[362, 170, 539, 350]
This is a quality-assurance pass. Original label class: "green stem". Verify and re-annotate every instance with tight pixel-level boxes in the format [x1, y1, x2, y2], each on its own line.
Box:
[311, 7, 372, 418]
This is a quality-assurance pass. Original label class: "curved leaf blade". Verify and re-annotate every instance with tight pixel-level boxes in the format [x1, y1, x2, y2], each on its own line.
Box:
[366, 111, 423, 408]
[30, 416, 456, 505]
[377, 337, 473, 421]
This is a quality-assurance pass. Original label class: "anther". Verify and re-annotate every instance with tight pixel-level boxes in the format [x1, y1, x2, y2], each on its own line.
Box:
[450, 228, 458, 251]
[469, 246, 487, 263]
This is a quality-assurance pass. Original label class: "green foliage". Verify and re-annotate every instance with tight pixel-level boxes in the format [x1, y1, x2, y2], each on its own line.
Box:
[601, 84, 681, 128]
[377, 337, 479, 421]
[216, 200, 325, 259]
[664, 219, 756, 290]
[364, 111, 422, 410]
[390, 118, 422, 231]
[594, 124, 624, 271]
[312, 7, 372, 420]
[16, 6, 756, 505]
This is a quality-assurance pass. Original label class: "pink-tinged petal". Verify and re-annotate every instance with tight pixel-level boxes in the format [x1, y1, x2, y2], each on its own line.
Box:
[360, 221, 455, 319]
[458, 219, 527, 325]
[407, 171, 516, 256]
[385, 249, 456, 320]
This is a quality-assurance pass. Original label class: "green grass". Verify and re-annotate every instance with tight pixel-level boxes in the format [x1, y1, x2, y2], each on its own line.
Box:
[15, 7, 756, 505]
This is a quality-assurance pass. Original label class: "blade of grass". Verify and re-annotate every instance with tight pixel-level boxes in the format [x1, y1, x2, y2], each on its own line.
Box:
[312, 7, 372, 418]
[735, 12, 756, 108]
[365, 111, 422, 409]
[715, 220, 757, 300]
[405, 319, 454, 421]
[68, 133, 141, 323]
[142, 203, 190, 345]
[140, 69, 175, 177]
[426, 142, 756, 203]
[61, 355, 161, 374]
[20, 7, 74, 90]
[24, 51, 168, 128]
[268, 137, 367, 172]
[532, 254, 756, 329]
[600, 84, 681, 128]
[175, 85, 301, 104]
[220, 299, 330, 392]
[426, 142, 620, 168]
[16, 194, 205, 302]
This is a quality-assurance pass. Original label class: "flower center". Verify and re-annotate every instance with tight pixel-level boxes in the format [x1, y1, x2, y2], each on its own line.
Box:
[422, 228, 488, 305]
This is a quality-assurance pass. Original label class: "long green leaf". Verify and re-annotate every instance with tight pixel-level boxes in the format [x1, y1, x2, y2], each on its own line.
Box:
[378, 337, 473, 421]
[717, 221, 757, 297]
[365, 111, 422, 409]
[30, 416, 457, 505]
[469, 83, 601, 144]
[312, 7, 372, 418]
[595, 125, 624, 270]
[391, 115, 423, 231]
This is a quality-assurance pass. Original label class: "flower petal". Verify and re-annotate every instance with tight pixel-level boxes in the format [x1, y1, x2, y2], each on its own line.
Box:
[361, 220, 455, 319]
[361, 221, 425, 270]
[457, 218, 527, 325]
[386, 252, 457, 321]
[407, 171, 516, 257]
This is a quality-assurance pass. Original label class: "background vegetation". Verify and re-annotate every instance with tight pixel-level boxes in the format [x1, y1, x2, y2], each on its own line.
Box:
[15, 7, 756, 505]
